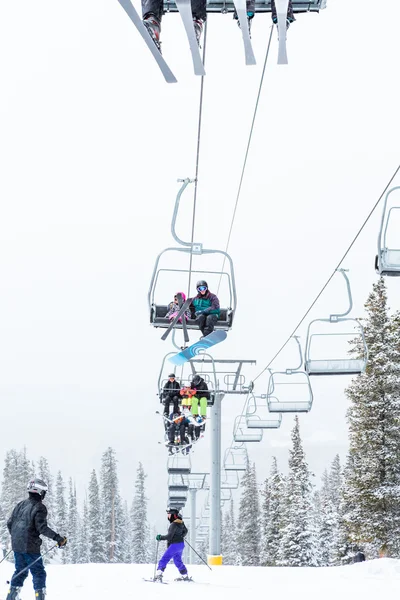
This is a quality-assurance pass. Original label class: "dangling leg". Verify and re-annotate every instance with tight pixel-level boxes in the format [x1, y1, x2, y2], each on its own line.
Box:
[191, 0, 207, 45]
[142, 0, 163, 50]
[271, 0, 295, 27]
[203, 315, 218, 337]
[233, 0, 255, 35]
[191, 396, 199, 417]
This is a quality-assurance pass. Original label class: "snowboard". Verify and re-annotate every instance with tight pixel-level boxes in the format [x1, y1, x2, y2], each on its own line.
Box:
[169, 330, 227, 366]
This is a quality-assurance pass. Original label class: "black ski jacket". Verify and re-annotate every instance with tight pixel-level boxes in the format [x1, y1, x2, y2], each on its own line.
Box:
[190, 377, 210, 400]
[160, 519, 188, 547]
[162, 380, 181, 399]
[7, 495, 59, 554]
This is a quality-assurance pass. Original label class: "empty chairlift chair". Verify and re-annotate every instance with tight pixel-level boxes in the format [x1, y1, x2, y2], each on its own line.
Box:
[304, 270, 368, 376]
[221, 470, 239, 490]
[148, 180, 237, 338]
[246, 394, 282, 428]
[267, 336, 313, 413]
[223, 446, 248, 471]
[233, 415, 263, 443]
[375, 186, 400, 276]
[167, 453, 192, 475]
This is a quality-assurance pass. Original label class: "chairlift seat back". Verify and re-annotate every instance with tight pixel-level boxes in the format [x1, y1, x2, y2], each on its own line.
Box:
[151, 304, 233, 330]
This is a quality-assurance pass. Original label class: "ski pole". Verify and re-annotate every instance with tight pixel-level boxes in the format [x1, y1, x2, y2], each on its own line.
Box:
[153, 540, 160, 581]
[184, 541, 212, 570]
[6, 543, 59, 584]
[0, 550, 12, 566]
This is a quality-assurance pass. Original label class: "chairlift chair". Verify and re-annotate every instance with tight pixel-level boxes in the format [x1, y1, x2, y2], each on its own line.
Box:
[158, 353, 218, 407]
[246, 394, 282, 428]
[163, 0, 327, 12]
[167, 453, 192, 475]
[266, 337, 313, 412]
[223, 446, 248, 471]
[148, 180, 237, 336]
[304, 270, 368, 376]
[375, 186, 400, 276]
[221, 470, 239, 490]
[233, 415, 263, 443]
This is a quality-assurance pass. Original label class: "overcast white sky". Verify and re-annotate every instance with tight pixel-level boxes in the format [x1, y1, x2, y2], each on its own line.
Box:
[0, 0, 399, 527]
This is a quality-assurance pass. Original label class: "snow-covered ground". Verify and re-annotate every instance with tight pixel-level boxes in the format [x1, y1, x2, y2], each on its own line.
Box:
[1, 559, 400, 600]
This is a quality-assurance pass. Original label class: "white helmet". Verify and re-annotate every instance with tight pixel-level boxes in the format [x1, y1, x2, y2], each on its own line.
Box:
[27, 478, 48, 498]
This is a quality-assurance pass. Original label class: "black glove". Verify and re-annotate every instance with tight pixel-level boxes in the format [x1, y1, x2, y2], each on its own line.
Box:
[54, 534, 67, 547]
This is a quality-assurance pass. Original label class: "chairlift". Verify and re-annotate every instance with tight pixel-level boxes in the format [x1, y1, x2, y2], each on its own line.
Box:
[223, 446, 248, 471]
[233, 415, 263, 443]
[304, 270, 368, 375]
[246, 394, 282, 428]
[221, 470, 239, 490]
[375, 186, 400, 276]
[148, 180, 237, 338]
[158, 352, 218, 407]
[167, 453, 192, 475]
[221, 488, 232, 501]
[267, 337, 313, 413]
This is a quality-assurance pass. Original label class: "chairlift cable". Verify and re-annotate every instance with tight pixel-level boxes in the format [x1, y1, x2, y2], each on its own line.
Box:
[216, 25, 274, 296]
[187, 23, 208, 299]
[251, 161, 400, 384]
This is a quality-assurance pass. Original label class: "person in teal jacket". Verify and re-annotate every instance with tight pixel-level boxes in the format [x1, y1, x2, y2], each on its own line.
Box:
[190, 280, 220, 337]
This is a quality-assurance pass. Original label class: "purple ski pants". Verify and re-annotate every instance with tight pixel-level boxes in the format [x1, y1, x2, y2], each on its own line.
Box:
[158, 542, 187, 574]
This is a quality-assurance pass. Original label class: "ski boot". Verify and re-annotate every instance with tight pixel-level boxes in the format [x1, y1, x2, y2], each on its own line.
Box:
[154, 569, 164, 582]
[233, 11, 254, 37]
[193, 18, 204, 46]
[143, 14, 161, 52]
[35, 590, 46, 600]
[6, 587, 21, 600]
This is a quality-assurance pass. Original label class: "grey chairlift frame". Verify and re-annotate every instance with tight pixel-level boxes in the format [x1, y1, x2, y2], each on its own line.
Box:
[246, 394, 283, 427]
[233, 414, 263, 442]
[148, 179, 237, 341]
[221, 470, 239, 489]
[376, 186, 400, 277]
[267, 336, 314, 412]
[304, 270, 368, 376]
[223, 445, 248, 471]
[167, 452, 192, 475]
[158, 352, 219, 403]
[163, 0, 327, 13]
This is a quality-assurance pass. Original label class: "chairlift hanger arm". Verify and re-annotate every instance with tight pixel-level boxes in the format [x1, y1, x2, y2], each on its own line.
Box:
[330, 269, 353, 320]
[377, 186, 400, 256]
[172, 178, 197, 248]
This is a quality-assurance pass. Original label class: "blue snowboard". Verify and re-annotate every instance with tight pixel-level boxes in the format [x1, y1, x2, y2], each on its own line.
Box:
[169, 330, 227, 366]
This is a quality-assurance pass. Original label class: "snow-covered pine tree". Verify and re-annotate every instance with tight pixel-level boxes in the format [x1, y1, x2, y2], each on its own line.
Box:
[343, 278, 400, 557]
[54, 471, 68, 564]
[0, 503, 8, 553]
[1, 448, 34, 527]
[37, 456, 56, 561]
[100, 447, 125, 562]
[221, 499, 237, 564]
[79, 499, 91, 564]
[236, 462, 260, 566]
[317, 469, 337, 566]
[88, 470, 106, 563]
[279, 416, 316, 566]
[328, 454, 343, 565]
[130, 462, 149, 563]
[65, 478, 80, 563]
[260, 457, 284, 566]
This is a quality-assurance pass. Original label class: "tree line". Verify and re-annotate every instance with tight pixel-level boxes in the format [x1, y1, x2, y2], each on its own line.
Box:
[0, 449, 154, 564]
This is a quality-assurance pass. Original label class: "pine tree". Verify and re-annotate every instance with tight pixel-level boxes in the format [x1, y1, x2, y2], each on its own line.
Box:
[79, 499, 91, 564]
[37, 457, 56, 560]
[100, 447, 125, 562]
[65, 479, 80, 563]
[343, 278, 400, 557]
[221, 499, 237, 564]
[279, 416, 316, 566]
[130, 463, 149, 563]
[236, 462, 260, 565]
[88, 470, 106, 563]
[260, 457, 284, 566]
[318, 470, 337, 566]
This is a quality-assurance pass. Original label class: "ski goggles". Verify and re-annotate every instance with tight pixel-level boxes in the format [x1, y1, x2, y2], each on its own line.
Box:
[197, 285, 207, 292]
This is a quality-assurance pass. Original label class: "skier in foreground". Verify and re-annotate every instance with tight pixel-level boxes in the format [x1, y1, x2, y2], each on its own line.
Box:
[191, 280, 220, 337]
[142, 0, 206, 50]
[6, 479, 67, 600]
[154, 508, 189, 581]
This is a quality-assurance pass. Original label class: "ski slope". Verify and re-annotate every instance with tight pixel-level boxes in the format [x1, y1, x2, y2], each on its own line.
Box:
[1, 559, 400, 599]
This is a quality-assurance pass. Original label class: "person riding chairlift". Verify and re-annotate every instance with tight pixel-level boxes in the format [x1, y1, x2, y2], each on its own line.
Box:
[190, 280, 220, 338]
[166, 292, 191, 323]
